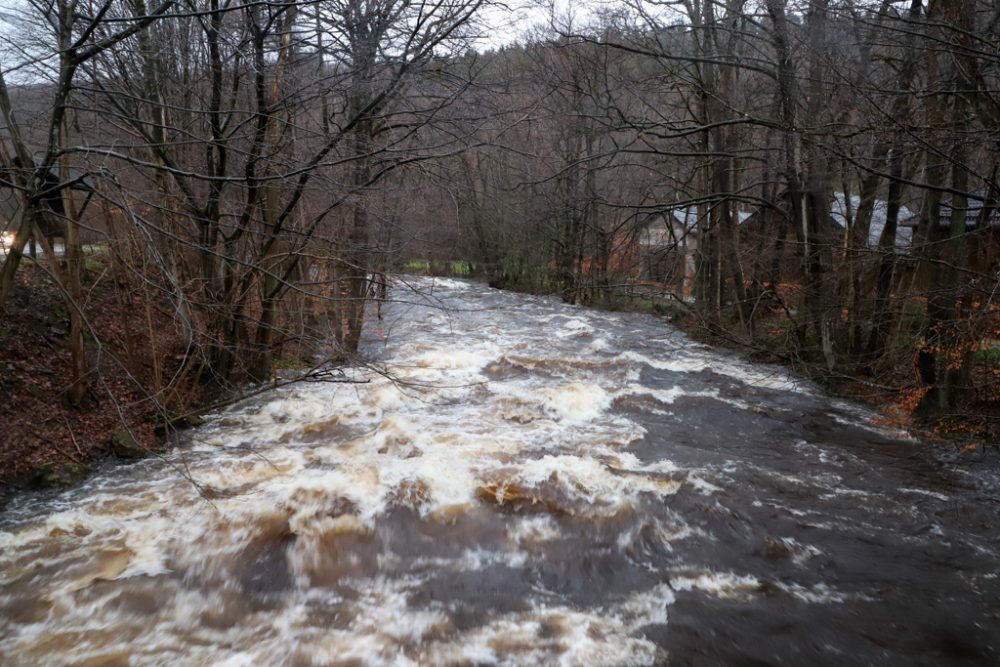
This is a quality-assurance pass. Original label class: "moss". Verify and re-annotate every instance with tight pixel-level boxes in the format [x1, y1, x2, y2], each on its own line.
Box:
[973, 344, 1000, 365]
[274, 355, 310, 370]
[84, 257, 105, 272]
[30, 462, 90, 488]
[897, 301, 930, 342]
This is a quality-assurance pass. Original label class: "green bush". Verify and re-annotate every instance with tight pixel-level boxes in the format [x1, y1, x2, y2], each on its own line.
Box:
[974, 344, 1000, 365]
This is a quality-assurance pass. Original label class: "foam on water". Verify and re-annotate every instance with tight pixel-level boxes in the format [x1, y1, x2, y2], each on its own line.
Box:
[1, 280, 688, 664]
[669, 571, 763, 600]
[614, 349, 810, 393]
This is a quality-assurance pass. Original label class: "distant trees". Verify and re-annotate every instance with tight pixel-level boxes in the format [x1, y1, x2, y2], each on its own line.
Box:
[1, 0, 483, 403]
[0, 0, 175, 406]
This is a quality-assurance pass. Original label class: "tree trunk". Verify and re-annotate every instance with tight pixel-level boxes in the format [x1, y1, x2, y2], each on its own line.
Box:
[867, 0, 924, 363]
[61, 143, 88, 407]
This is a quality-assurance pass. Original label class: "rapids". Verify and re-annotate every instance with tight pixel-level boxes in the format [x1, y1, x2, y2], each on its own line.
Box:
[1, 277, 999, 666]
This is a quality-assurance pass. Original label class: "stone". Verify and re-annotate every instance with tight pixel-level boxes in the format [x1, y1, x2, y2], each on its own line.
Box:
[110, 429, 148, 459]
[31, 462, 89, 488]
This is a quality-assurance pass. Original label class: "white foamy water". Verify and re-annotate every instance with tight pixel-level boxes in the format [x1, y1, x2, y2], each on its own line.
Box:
[2, 277, 997, 666]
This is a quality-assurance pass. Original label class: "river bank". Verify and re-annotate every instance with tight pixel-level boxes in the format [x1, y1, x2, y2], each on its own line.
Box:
[0, 262, 205, 497]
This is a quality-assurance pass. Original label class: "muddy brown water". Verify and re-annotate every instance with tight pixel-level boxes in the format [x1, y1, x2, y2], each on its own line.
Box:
[2, 277, 998, 666]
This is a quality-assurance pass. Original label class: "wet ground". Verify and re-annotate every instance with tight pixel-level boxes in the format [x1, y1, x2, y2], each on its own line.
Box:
[1, 277, 998, 666]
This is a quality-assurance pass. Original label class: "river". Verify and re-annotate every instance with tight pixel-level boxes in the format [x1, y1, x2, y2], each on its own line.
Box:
[1, 277, 998, 666]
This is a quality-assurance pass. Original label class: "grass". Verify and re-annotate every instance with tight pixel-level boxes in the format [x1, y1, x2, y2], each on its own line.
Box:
[401, 258, 475, 277]
[403, 259, 430, 271]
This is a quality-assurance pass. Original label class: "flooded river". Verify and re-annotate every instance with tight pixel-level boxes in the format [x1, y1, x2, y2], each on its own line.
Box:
[2, 277, 999, 666]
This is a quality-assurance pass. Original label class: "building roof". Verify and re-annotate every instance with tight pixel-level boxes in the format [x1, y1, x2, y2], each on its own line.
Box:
[640, 206, 751, 247]
[899, 188, 1000, 230]
[830, 192, 914, 249]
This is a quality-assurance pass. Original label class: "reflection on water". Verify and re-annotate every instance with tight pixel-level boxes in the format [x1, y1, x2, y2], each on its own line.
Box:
[2, 277, 999, 666]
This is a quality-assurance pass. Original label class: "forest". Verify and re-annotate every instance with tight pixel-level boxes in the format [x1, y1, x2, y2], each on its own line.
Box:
[1, 0, 999, 483]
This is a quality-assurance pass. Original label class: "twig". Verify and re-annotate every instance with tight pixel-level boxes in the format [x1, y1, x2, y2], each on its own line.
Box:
[63, 416, 86, 458]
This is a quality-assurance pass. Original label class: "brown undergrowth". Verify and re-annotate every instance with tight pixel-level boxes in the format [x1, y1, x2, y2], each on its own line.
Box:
[0, 259, 204, 497]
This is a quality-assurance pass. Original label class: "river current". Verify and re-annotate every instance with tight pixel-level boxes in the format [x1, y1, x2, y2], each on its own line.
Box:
[2, 277, 999, 666]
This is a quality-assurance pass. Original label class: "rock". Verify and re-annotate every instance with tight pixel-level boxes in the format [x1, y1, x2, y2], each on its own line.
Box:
[151, 412, 204, 437]
[184, 414, 206, 428]
[110, 429, 148, 459]
[31, 462, 90, 488]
